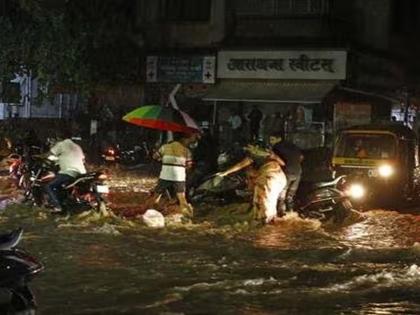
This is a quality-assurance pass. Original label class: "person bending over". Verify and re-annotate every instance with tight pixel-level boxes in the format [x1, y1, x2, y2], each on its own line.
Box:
[217, 142, 286, 224]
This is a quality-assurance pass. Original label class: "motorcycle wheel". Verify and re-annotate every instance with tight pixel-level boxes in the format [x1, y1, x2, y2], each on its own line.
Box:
[31, 186, 45, 207]
[90, 192, 108, 215]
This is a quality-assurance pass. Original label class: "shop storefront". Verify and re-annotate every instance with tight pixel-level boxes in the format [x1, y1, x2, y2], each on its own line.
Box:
[203, 50, 347, 149]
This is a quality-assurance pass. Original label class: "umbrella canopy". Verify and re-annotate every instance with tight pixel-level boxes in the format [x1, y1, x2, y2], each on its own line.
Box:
[122, 105, 200, 134]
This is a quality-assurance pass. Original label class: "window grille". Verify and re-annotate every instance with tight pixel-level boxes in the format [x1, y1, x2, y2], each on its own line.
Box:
[161, 0, 212, 22]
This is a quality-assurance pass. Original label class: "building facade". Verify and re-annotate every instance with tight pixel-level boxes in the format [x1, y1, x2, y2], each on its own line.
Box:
[139, 0, 420, 147]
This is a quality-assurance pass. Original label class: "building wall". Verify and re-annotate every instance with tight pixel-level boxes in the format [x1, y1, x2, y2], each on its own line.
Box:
[353, 0, 392, 50]
[138, 0, 395, 50]
[139, 0, 226, 48]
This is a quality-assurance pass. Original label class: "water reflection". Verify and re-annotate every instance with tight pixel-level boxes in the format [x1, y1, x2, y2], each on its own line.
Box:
[76, 243, 123, 268]
[2, 204, 420, 314]
[252, 212, 334, 249]
[339, 210, 420, 248]
[359, 302, 420, 315]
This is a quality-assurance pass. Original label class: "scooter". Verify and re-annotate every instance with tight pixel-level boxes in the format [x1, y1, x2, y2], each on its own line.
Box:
[0, 228, 44, 314]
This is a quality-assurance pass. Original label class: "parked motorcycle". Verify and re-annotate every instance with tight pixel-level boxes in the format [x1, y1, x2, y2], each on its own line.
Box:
[8, 145, 45, 190]
[101, 145, 121, 165]
[101, 142, 151, 167]
[7, 153, 24, 187]
[120, 141, 152, 166]
[19, 155, 58, 204]
[0, 228, 44, 314]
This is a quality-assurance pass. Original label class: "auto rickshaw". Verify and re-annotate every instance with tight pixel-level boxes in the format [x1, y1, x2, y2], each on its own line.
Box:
[331, 124, 419, 205]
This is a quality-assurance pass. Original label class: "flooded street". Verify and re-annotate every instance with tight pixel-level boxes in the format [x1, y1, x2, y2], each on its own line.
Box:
[2, 174, 420, 314]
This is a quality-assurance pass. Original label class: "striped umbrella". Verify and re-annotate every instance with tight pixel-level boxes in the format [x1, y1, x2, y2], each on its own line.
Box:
[122, 105, 200, 134]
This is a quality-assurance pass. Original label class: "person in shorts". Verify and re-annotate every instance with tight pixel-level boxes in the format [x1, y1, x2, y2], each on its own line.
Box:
[153, 132, 200, 217]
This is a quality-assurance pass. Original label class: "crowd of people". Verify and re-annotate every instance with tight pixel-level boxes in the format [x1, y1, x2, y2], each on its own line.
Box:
[147, 123, 303, 224]
[0, 119, 303, 225]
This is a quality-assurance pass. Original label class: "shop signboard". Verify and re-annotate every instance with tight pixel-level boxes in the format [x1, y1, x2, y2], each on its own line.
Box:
[146, 56, 216, 84]
[218, 50, 347, 80]
[334, 102, 371, 130]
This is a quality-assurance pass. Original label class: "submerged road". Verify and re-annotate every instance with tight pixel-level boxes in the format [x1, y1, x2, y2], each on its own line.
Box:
[1, 173, 420, 314]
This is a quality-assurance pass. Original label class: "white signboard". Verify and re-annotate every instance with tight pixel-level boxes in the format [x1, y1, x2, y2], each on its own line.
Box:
[218, 50, 347, 80]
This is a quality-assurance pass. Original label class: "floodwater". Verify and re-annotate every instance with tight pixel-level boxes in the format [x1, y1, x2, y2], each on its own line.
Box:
[2, 175, 420, 314]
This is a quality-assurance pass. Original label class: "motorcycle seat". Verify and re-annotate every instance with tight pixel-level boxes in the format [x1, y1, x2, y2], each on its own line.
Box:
[65, 172, 98, 189]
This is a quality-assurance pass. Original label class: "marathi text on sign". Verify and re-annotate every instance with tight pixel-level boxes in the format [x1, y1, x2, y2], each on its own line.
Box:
[227, 55, 334, 73]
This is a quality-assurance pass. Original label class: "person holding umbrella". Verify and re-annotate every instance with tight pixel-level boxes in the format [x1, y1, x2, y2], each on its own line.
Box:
[122, 104, 202, 217]
[152, 132, 200, 218]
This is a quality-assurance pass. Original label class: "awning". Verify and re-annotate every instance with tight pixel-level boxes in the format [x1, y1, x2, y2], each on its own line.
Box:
[203, 80, 337, 104]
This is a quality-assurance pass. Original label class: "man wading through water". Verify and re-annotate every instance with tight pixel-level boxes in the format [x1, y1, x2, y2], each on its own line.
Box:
[152, 132, 200, 218]
[217, 142, 287, 224]
[269, 132, 303, 215]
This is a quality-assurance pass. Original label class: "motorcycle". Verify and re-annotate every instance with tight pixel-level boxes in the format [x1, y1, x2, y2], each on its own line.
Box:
[8, 145, 44, 190]
[7, 153, 24, 186]
[101, 145, 121, 165]
[120, 141, 152, 166]
[24, 156, 109, 214]
[19, 155, 58, 204]
[294, 175, 355, 223]
[0, 228, 44, 314]
[101, 142, 151, 167]
[192, 174, 358, 224]
[187, 144, 246, 199]
[61, 171, 110, 213]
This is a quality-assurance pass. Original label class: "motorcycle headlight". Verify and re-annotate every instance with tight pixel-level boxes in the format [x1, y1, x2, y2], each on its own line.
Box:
[378, 164, 393, 178]
[347, 183, 365, 199]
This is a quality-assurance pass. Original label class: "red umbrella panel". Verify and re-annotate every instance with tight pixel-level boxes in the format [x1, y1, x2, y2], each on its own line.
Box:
[122, 105, 200, 134]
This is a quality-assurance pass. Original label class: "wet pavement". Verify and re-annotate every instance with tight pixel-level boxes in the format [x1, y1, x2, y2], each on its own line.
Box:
[1, 172, 420, 314]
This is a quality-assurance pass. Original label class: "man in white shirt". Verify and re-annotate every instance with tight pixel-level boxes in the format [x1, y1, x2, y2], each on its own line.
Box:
[45, 131, 86, 213]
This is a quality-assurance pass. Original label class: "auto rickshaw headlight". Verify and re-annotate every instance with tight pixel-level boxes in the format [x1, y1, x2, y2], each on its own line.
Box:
[347, 183, 365, 199]
[378, 164, 394, 178]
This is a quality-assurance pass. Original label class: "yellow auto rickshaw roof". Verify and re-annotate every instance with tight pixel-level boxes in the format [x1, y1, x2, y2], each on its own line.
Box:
[341, 123, 417, 140]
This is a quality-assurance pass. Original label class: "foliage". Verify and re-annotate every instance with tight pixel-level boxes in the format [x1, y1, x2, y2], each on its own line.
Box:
[0, 0, 144, 96]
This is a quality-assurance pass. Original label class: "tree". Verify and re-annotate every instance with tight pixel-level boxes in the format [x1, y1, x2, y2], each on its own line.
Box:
[0, 0, 144, 97]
